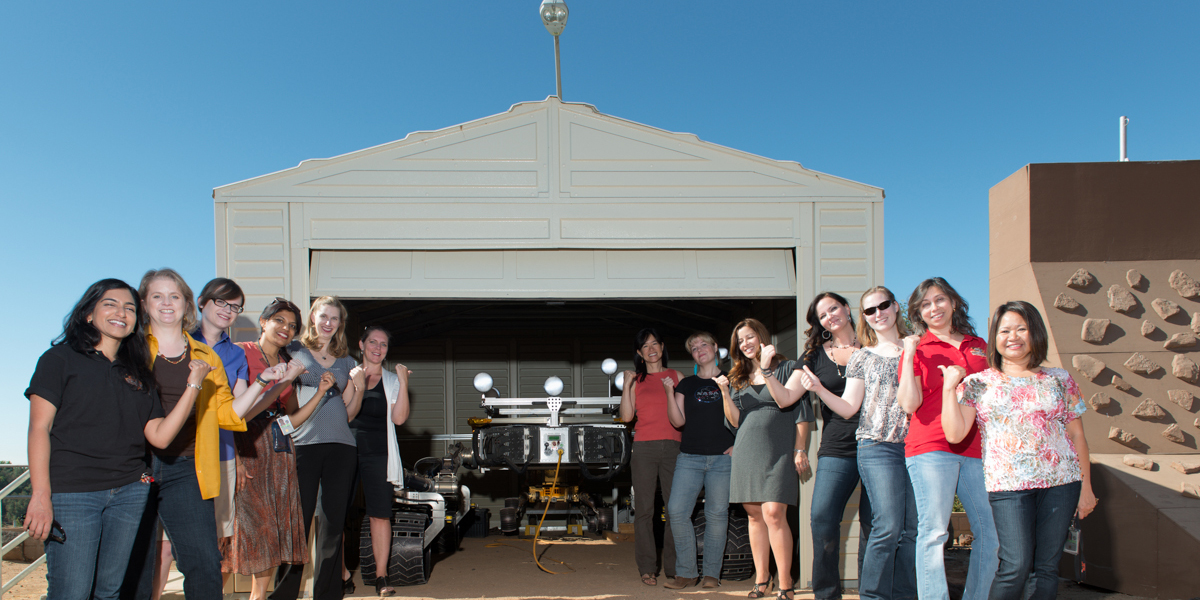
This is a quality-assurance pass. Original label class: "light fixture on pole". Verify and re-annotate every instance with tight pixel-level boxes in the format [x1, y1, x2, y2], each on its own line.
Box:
[539, 0, 568, 99]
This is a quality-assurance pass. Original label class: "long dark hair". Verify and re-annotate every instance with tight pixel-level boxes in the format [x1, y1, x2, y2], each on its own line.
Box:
[802, 292, 855, 361]
[987, 301, 1049, 371]
[907, 277, 976, 337]
[632, 328, 668, 384]
[54, 279, 155, 394]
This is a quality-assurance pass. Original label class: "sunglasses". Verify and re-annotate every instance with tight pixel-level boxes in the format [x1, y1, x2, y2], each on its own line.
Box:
[862, 299, 893, 316]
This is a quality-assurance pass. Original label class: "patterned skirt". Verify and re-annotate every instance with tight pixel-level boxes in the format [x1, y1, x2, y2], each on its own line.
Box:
[221, 416, 309, 575]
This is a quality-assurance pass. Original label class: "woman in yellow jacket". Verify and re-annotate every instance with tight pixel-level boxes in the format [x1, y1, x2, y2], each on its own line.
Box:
[122, 269, 286, 600]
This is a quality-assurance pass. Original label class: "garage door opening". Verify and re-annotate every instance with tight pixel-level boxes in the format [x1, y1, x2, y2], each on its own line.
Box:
[339, 297, 799, 510]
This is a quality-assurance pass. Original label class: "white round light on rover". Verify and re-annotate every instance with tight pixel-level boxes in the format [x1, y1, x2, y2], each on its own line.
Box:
[614, 371, 625, 391]
[473, 373, 494, 393]
[544, 376, 564, 396]
[601, 358, 618, 375]
[718, 347, 729, 360]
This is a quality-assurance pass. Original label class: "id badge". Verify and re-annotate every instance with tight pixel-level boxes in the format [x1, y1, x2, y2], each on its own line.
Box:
[276, 414, 296, 436]
[1063, 517, 1080, 555]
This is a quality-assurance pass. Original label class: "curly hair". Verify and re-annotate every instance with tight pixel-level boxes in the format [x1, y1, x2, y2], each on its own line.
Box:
[728, 318, 784, 390]
[802, 292, 855, 361]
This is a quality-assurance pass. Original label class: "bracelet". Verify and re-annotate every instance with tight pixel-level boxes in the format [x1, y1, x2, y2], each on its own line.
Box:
[794, 449, 807, 455]
[186, 382, 202, 391]
[760, 367, 775, 377]
[255, 375, 270, 387]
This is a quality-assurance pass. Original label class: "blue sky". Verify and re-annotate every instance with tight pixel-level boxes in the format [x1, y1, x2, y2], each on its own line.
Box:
[2, 2, 1197, 462]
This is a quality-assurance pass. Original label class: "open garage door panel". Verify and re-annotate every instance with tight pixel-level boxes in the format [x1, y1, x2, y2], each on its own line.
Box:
[311, 249, 797, 299]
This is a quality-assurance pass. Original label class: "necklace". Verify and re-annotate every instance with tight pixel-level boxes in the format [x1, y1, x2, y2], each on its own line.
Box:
[256, 342, 278, 367]
[828, 336, 859, 350]
[158, 343, 188, 365]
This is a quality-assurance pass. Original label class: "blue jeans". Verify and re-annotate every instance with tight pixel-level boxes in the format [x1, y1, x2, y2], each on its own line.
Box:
[905, 451, 998, 600]
[856, 440, 917, 600]
[810, 454, 871, 599]
[667, 452, 732, 579]
[988, 481, 1081, 600]
[123, 455, 223, 600]
[46, 480, 150, 600]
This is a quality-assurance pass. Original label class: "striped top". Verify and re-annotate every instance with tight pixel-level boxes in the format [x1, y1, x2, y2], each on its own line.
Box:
[290, 344, 357, 447]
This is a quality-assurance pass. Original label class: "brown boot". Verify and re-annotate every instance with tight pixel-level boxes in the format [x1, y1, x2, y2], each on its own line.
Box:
[664, 576, 699, 590]
[701, 576, 720, 588]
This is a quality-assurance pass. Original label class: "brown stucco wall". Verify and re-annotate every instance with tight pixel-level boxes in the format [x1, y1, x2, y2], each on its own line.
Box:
[1025, 161, 1200, 263]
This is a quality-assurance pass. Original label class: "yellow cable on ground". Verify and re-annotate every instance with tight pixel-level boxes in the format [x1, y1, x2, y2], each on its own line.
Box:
[532, 447, 569, 574]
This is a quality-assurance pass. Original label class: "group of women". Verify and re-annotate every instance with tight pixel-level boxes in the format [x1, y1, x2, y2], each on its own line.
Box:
[621, 277, 1096, 600]
[25, 272, 411, 600]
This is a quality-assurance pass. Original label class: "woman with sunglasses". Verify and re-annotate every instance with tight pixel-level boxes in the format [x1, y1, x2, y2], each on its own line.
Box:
[270, 296, 365, 600]
[719, 318, 814, 600]
[897, 277, 997, 600]
[226, 298, 328, 600]
[25, 279, 202, 600]
[124, 269, 287, 600]
[941, 301, 1095, 600]
[801, 287, 916, 600]
[796, 292, 869, 600]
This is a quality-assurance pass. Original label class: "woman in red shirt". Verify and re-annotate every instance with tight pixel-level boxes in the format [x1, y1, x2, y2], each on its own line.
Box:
[619, 328, 683, 587]
[897, 277, 998, 600]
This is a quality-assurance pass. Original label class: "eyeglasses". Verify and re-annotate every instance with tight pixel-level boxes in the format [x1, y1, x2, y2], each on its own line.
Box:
[862, 299, 893, 316]
[212, 298, 245, 314]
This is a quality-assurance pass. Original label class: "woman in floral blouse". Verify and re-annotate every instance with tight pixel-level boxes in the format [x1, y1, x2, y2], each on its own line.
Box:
[940, 301, 1096, 600]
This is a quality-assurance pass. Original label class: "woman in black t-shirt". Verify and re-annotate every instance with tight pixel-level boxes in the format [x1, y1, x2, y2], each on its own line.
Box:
[798, 292, 871, 600]
[25, 279, 205, 600]
[345, 326, 410, 597]
[661, 332, 735, 590]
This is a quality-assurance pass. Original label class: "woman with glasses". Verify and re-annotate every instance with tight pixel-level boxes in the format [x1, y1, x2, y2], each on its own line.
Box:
[619, 328, 684, 587]
[190, 278, 250, 591]
[270, 296, 365, 600]
[897, 277, 998, 600]
[124, 269, 286, 600]
[801, 287, 916, 600]
[661, 332, 734, 590]
[720, 318, 815, 600]
[24, 279, 201, 600]
[226, 298, 328, 600]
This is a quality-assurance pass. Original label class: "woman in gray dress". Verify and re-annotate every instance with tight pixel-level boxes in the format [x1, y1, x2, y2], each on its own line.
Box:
[718, 318, 815, 600]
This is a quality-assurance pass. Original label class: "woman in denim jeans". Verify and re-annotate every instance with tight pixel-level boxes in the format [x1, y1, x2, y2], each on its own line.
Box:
[796, 292, 867, 600]
[941, 301, 1096, 600]
[661, 332, 734, 590]
[25, 279, 205, 600]
[124, 269, 286, 600]
[897, 277, 998, 600]
[802, 286, 916, 600]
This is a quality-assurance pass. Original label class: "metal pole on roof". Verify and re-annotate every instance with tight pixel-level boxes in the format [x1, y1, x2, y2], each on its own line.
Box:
[540, 0, 569, 100]
[1120, 116, 1129, 162]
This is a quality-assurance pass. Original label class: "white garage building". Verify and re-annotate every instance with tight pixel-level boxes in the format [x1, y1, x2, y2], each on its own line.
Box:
[213, 97, 883, 585]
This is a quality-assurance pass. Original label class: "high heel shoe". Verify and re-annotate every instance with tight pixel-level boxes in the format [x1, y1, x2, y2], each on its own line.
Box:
[375, 576, 396, 597]
[776, 587, 795, 600]
[747, 577, 774, 598]
[341, 574, 355, 595]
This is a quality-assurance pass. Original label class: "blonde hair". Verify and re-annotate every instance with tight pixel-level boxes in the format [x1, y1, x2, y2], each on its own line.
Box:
[684, 331, 718, 354]
[138, 268, 198, 333]
[857, 286, 909, 347]
[299, 296, 350, 358]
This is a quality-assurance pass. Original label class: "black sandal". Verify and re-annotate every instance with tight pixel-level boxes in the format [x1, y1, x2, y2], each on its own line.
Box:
[748, 578, 774, 598]
[776, 587, 795, 600]
[341, 574, 355, 595]
[375, 575, 396, 597]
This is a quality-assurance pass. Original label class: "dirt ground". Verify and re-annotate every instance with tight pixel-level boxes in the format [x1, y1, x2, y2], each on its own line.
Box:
[3, 539, 1157, 600]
